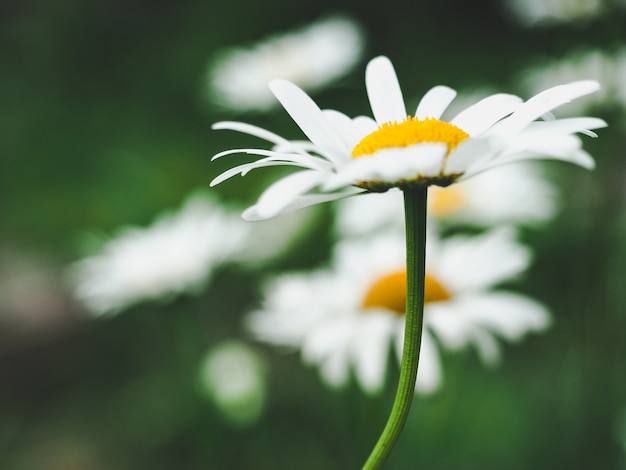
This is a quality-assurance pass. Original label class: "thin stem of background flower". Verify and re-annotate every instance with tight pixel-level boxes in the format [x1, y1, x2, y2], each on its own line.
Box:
[363, 187, 428, 469]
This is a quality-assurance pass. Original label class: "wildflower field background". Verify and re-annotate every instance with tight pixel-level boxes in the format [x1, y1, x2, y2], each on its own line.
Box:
[1, 0, 626, 468]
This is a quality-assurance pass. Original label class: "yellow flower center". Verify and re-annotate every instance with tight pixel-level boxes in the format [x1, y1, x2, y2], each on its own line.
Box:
[361, 269, 451, 315]
[428, 185, 467, 218]
[351, 117, 470, 159]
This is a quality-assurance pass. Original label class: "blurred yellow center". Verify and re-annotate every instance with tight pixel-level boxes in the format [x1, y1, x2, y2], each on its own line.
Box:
[361, 270, 451, 315]
[428, 185, 467, 218]
[351, 117, 470, 158]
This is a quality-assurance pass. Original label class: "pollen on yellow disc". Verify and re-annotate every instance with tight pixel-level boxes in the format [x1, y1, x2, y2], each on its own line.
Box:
[351, 117, 470, 159]
[361, 270, 452, 315]
[428, 185, 468, 218]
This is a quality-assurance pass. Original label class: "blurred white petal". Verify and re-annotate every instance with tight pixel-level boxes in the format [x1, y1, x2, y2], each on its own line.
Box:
[70, 192, 248, 315]
[248, 229, 550, 396]
[206, 15, 364, 112]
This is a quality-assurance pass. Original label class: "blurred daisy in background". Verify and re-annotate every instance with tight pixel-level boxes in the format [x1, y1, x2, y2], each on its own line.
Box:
[503, 0, 619, 25]
[70, 190, 317, 316]
[69, 191, 248, 316]
[206, 14, 364, 112]
[520, 48, 626, 115]
[232, 204, 322, 269]
[211, 55, 605, 221]
[198, 340, 267, 427]
[247, 229, 550, 395]
[335, 161, 558, 238]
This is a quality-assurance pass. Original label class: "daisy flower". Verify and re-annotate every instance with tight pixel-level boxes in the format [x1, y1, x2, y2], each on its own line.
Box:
[232, 203, 322, 268]
[70, 192, 248, 316]
[206, 15, 364, 112]
[211, 55, 606, 221]
[336, 161, 558, 237]
[247, 229, 550, 395]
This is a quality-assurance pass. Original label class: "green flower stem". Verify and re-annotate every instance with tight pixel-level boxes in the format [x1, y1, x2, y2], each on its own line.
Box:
[362, 186, 428, 470]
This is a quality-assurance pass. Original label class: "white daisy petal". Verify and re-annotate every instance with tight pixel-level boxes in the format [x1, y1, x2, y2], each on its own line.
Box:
[467, 328, 502, 366]
[324, 144, 447, 190]
[415, 329, 443, 394]
[252, 170, 327, 220]
[480, 148, 596, 174]
[426, 302, 474, 351]
[319, 347, 351, 387]
[246, 272, 335, 345]
[415, 85, 457, 120]
[450, 94, 522, 136]
[270, 140, 327, 157]
[524, 117, 608, 138]
[322, 109, 365, 153]
[444, 136, 500, 175]
[210, 149, 331, 186]
[449, 162, 558, 226]
[365, 56, 407, 124]
[370, 144, 446, 178]
[457, 293, 552, 341]
[352, 115, 379, 135]
[478, 133, 596, 172]
[211, 160, 309, 187]
[432, 228, 531, 292]
[211, 147, 321, 164]
[303, 321, 353, 387]
[351, 313, 395, 393]
[269, 79, 349, 158]
[490, 80, 601, 137]
[212, 121, 291, 146]
[335, 190, 404, 237]
[550, 149, 596, 168]
[507, 132, 582, 155]
[211, 148, 250, 161]
[242, 189, 363, 222]
[431, 293, 551, 367]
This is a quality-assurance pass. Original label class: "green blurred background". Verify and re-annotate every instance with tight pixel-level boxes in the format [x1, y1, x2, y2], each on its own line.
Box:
[1, 0, 626, 468]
